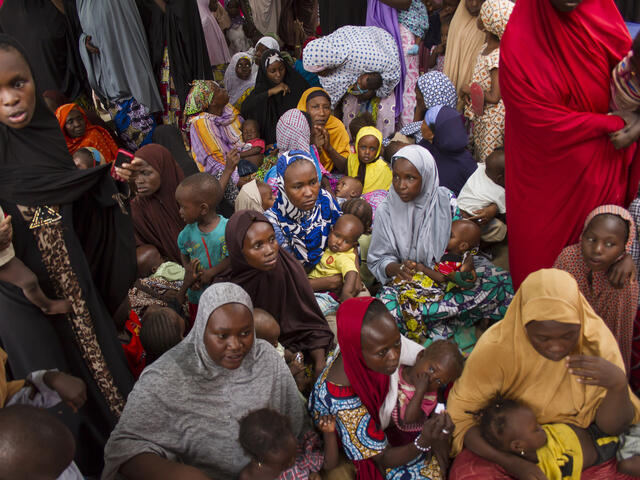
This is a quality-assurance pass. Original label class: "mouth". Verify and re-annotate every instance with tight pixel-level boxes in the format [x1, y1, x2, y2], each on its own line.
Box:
[302, 199, 316, 209]
[329, 244, 339, 253]
[7, 110, 27, 124]
[263, 256, 277, 267]
[224, 353, 244, 366]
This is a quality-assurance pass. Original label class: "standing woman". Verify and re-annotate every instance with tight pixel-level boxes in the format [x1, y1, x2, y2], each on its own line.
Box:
[195, 0, 231, 71]
[0, 35, 135, 473]
[500, 0, 640, 289]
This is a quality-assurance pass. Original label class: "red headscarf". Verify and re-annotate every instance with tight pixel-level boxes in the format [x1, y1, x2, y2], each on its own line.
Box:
[55, 104, 119, 163]
[500, 0, 639, 289]
[337, 297, 389, 480]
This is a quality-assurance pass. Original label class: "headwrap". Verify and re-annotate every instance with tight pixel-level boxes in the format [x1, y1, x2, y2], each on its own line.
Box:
[234, 180, 264, 212]
[183, 80, 218, 117]
[264, 52, 282, 67]
[264, 150, 342, 267]
[347, 126, 391, 194]
[479, 0, 515, 40]
[224, 52, 257, 106]
[256, 36, 280, 52]
[276, 108, 311, 152]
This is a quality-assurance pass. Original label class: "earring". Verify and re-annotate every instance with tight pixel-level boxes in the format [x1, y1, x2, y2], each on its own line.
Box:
[257, 461, 263, 468]
[520, 450, 525, 457]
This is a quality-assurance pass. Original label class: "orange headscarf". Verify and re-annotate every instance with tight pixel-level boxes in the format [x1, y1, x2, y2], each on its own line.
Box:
[55, 104, 118, 163]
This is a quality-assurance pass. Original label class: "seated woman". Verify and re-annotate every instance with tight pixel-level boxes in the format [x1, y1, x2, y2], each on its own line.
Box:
[369, 145, 513, 346]
[215, 210, 334, 377]
[309, 297, 453, 479]
[447, 269, 640, 480]
[241, 48, 309, 145]
[224, 52, 256, 110]
[297, 87, 350, 173]
[102, 283, 309, 479]
[55, 104, 118, 163]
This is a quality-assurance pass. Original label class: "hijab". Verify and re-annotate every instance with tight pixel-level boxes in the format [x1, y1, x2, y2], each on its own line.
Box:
[102, 282, 307, 479]
[256, 36, 280, 52]
[224, 52, 257, 106]
[275, 109, 323, 181]
[347, 126, 392, 193]
[216, 211, 334, 353]
[297, 87, 351, 172]
[55, 104, 119, 163]
[480, 0, 514, 40]
[241, 49, 310, 144]
[130, 144, 185, 263]
[447, 269, 640, 455]
[234, 180, 263, 212]
[196, 0, 231, 66]
[264, 150, 342, 268]
[368, 145, 452, 284]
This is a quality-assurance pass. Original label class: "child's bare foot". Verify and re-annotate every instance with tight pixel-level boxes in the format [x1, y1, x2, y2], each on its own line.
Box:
[41, 299, 72, 315]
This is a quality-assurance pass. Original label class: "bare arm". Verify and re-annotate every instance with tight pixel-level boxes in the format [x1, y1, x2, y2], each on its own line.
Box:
[239, 146, 263, 158]
[416, 264, 447, 284]
[402, 376, 429, 424]
[120, 453, 212, 480]
[323, 144, 348, 173]
[339, 271, 360, 302]
[308, 275, 343, 293]
[484, 69, 501, 105]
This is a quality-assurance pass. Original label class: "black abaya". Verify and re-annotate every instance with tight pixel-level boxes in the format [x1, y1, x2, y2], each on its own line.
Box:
[318, 0, 367, 35]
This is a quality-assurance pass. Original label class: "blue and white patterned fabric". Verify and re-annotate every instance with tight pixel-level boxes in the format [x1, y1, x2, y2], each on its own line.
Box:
[302, 26, 401, 107]
[398, 0, 430, 38]
[264, 150, 342, 268]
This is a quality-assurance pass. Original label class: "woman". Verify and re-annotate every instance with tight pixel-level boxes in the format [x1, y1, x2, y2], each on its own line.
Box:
[369, 145, 513, 345]
[419, 106, 477, 196]
[224, 52, 257, 109]
[253, 35, 280, 66]
[264, 150, 342, 269]
[216, 210, 334, 376]
[501, 0, 639, 289]
[242, 49, 310, 144]
[309, 297, 452, 479]
[447, 269, 640, 479]
[55, 104, 118, 163]
[102, 282, 308, 479]
[131, 145, 185, 264]
[76, 0, 162, 150]
[196, 0, 231, 68]
[0, 35, 135, 473]
[297, 87, 350, 173]
[443, 0, 486, 109]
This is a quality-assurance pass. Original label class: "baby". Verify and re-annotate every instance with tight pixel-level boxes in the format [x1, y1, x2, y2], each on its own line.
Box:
[610, 32, 640, 149]
[475, 395, 640, 478]
[0, 210, 71, 315]
[457, 148, 507, 243]
[139, 305, 186, 365]
[238, 408, 327, 480]
[308, 214, 365, 302]
[334, 176, 363, 204]
[240, 119, 265, 166]
[72, 147, 95, 169]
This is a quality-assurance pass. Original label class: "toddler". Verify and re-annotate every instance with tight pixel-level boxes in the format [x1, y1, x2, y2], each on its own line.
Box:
[0, 209, 71, 315]
[72, 147, 99, 169]
[458, 148, 506, 243]
[139, 305, 186, 365]
[0, 405, 83, 480]
[334, 176, 363, 204]
[610, 32, 640, 149]
[426, 14, 451, 73]
[341, 198, 376, 287]
[175, 173, 230, 321]
[238, 408, 327, 480]
[474, 395, 640, 478]
[225, 0, 252, 55]
[235, 179, 276, 212]
[308, 214, 365, 302]
[240, 119, 265, 166]
[346, 126, 392, 194]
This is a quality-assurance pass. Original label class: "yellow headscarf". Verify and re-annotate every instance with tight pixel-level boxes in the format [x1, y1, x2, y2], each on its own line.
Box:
[347, 126, 392, 194]
[447, 269, 640, 455]
[297, 87, 350, 172]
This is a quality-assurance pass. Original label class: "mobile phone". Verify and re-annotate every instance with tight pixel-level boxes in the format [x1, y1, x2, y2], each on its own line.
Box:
[114, 149, 134, 169]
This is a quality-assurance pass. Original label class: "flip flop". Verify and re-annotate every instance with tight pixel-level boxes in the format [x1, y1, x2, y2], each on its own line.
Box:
[470, 82, 484, 117]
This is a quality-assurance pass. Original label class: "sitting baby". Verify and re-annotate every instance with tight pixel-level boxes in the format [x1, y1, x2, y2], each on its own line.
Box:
[333, 176, 363, 204]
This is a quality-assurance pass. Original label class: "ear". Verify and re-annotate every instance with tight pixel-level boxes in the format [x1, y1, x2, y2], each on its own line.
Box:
[350, 191, 360, 198]
[509, 439, 524, 455]
[200, 202, 210, 216]
[459, 241, 469, 252]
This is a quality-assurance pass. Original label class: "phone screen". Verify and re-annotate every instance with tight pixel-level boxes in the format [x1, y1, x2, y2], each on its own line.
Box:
[114, 149, 134, 169]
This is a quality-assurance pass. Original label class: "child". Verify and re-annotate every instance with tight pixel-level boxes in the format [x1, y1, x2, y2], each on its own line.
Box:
[341, 198, 376, 287]
[235, 179, 275, 212]
[308, 214, 365, 302]
[426, 14, 452, 73]
[0, 209, 71, 315]
[610, 32, 640, 149]
[334, 176, 363, 204]
[225, 0, 252, 55]
[348, 112, 376, 143]
[0, 405, 83, 480]
[139, 305, 186, 365]
[346, 126, 392, 194]
[240, 119, 265, 166]
[463, 0, 513, 162]
[554, 205, 639, 372]
[238, 408, 327, 480]
[72, 147, 98, 169]
[175, 173, 230, 321]
[457, 147, 507, 243]
[474, 395, 636, 478]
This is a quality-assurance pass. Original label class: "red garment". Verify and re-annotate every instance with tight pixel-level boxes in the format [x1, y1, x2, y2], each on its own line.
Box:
[337, 297, 388, 480]
[500, 0, 639, 289]
[122, 310, 145, 379]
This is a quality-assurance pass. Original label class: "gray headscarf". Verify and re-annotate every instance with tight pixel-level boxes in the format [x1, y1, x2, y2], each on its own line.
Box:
[102, 283, 307, 479]
[368, 145, 453, 284]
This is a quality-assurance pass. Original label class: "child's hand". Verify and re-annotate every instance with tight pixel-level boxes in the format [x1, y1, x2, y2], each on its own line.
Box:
[317, 414, 337, 433]
[200, 268, 217, 285]
[607, 253, 636, 289]
[469, 204, 498, 225]
[610, 111, 640, 149]
[566, 355, 628, 391]
[42, 371, 87, 412]
[0, 215, 13, 251]
[184, 258, 202, 290]
[414, 370, 431, 393]
[224, 148, 241, 172]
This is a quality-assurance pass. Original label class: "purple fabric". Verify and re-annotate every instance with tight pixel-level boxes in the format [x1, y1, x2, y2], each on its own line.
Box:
[366, 0, 406, 120]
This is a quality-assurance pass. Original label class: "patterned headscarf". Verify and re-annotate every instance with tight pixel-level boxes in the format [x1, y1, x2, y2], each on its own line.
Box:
[183, 80, 218, 116]
[224, 52, 257, 106]
[264, 150, 342, 267]
[480, 0, 514, 40]
[583, 205, 636, 252]
[276, 109, 311, 152]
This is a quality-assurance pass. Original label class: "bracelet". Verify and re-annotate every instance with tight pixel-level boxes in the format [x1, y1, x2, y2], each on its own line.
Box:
[413, 435, 431, 453]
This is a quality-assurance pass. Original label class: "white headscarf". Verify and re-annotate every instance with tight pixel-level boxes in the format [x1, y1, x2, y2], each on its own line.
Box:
[256, 36, 280, 52]
[368, 145, 453, 284]
[224, 52, 257, 106]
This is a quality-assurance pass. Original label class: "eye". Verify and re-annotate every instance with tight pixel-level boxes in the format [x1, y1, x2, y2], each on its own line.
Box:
[240, 330, 251, 337]
[14, 79, 25, 89]
[217, 334, 228, 340]
[377, 348, 388, 358]
[253, 241, 263, 249]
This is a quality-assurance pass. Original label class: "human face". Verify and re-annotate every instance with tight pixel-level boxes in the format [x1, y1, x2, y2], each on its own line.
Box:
[525, 320, 581, 362]
[203, 303, 254, 369]
[357, 135, 380, 164]
[580, 215, 627, 273]
[208, 83, 230, 110]
[175, 185, 203, 225]
[506, 408, 548, 453]
[235, 58, 252, 80]
[242, 121, 259, 142]
[306, 95, 331, 127]
[420, 121, 434, 143]
[242, 221, 279, 271]
[0, 47, 36, 129]
[549, 0, 583, 12]
[254, 43, 269, 65]
[465, 0, 484, 16]
[334, 177, 361, 199]
[412, 351, 460, 392]
[283, 160, 320, 211]
[257, 183, 275, 210]
[392, 157, 422, 203]
[64, 108, 86, 138]
[261, 434, 298, 475]
[73, 151, 93, 170]
[133, 158, 162, 197]
[266, 60, 285, 85]
[327, 220, 360, 253]
[361, 312, 402, 376]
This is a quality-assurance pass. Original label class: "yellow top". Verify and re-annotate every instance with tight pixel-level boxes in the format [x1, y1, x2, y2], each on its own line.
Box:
[346, 126, 391, 194]
[537, 424, 582, 480]
[308, 248, 358, 280]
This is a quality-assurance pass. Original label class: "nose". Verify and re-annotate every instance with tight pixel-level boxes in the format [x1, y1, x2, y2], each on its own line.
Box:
[594, 242, 603, 255]
[0, 89, 19, 107]
[388, 347, 400, 368]
[302, 186, 313, 199]
[227, 335, 241, 351]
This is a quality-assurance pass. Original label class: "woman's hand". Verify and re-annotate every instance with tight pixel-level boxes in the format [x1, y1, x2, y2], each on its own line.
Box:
[607, 253, 636, 289]
[116, 158, 145, 184]
[84, 35, 100, 55]
[419, 412, 453, 446]
[387, 261, 417, 282]
[268, 83, 291, 97]
[503, 457, 548, 480]
[313, 125, 328, 150]
[42, 371, 87, 412]
[224, 148, 241, 172]
[0, 215, 13, 251]
[308, 274, 343, 293]
[610, 111, 640, 149]
[567, 355, 628, 390]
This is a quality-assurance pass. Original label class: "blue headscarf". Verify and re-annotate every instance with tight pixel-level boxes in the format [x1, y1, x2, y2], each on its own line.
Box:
[264, 150, 342, 268]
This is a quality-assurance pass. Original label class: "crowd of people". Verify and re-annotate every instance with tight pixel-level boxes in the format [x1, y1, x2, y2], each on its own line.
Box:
[1, 0, 640, 479]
